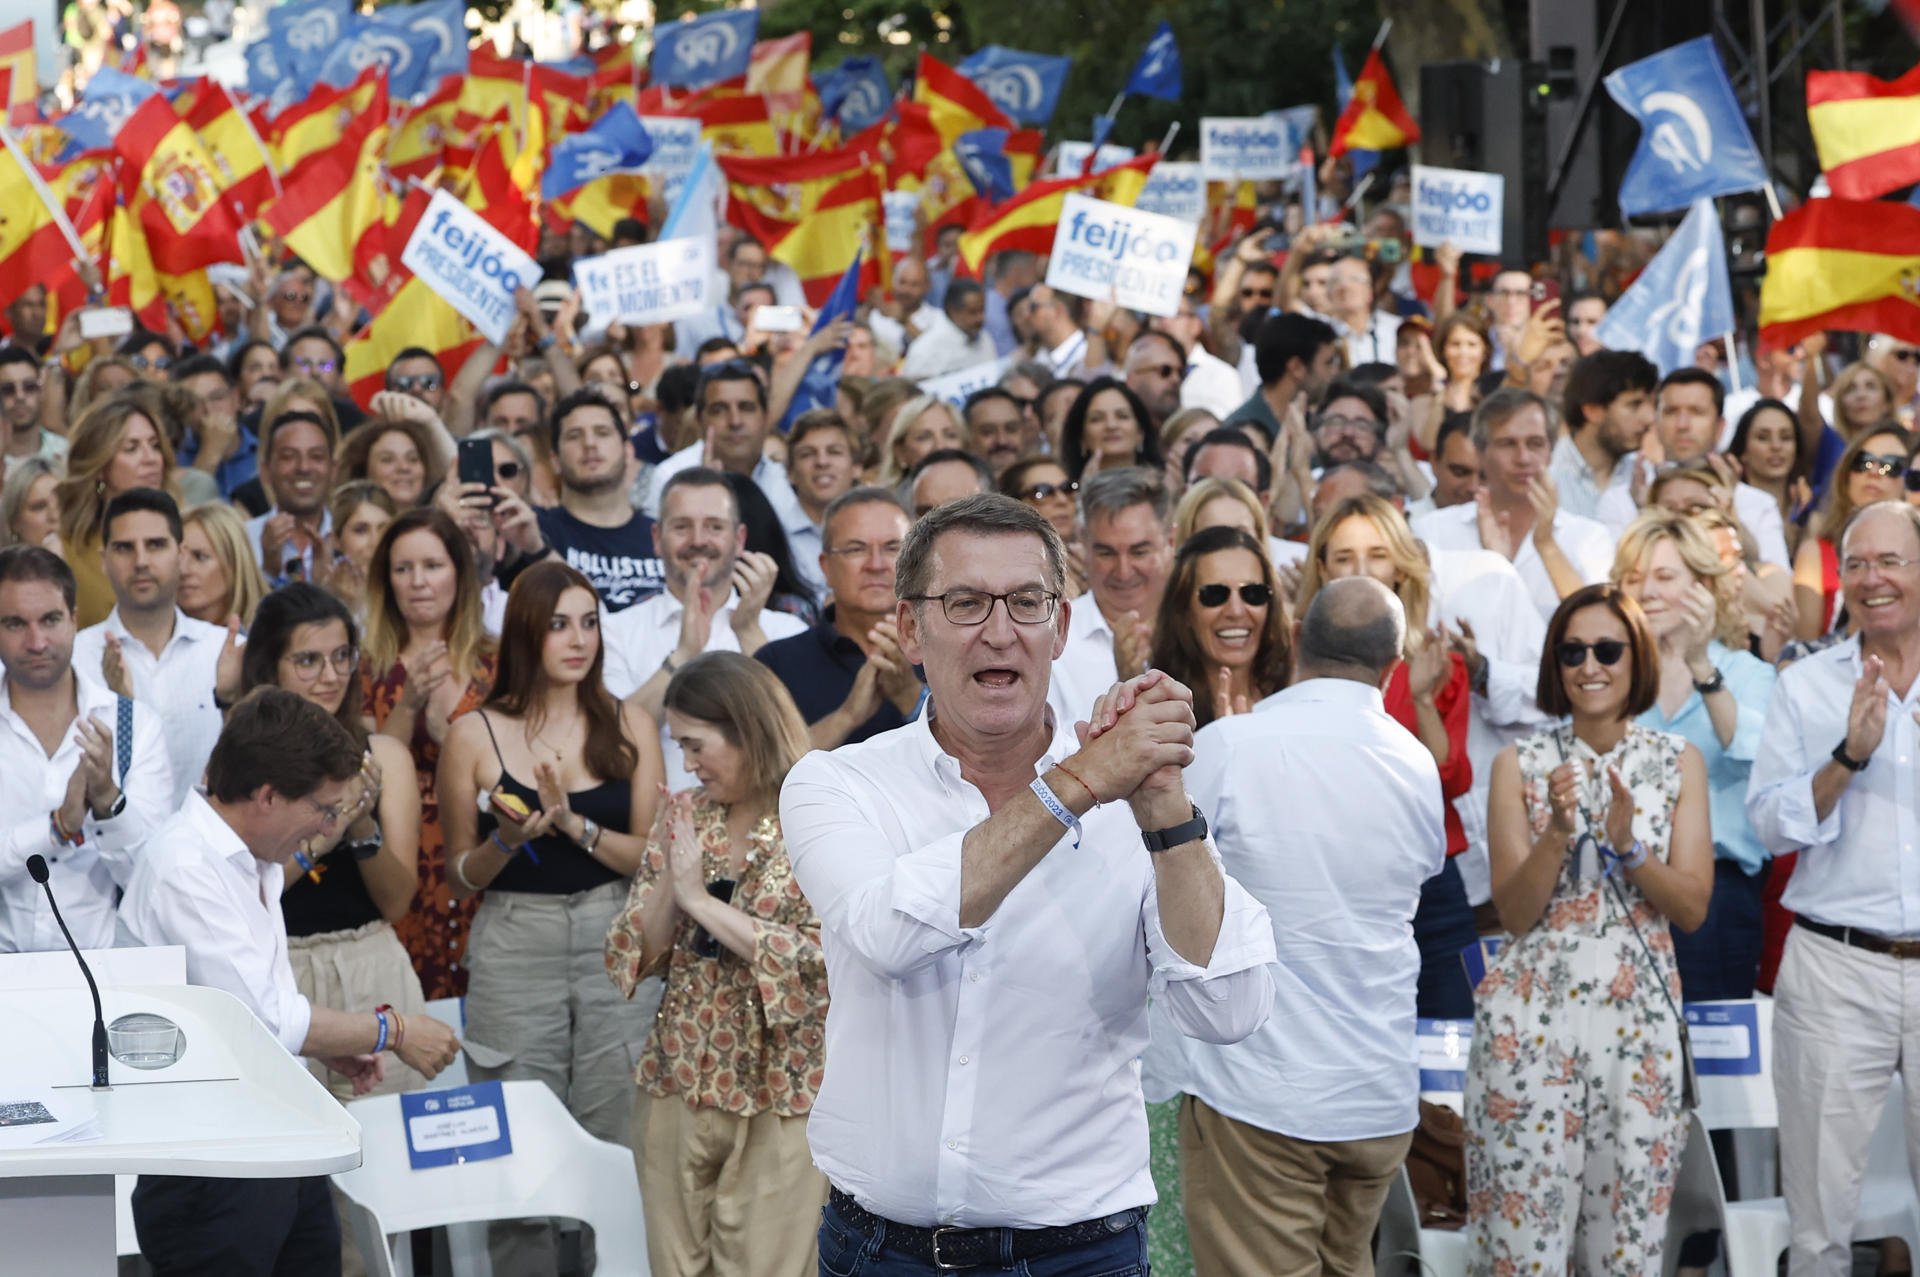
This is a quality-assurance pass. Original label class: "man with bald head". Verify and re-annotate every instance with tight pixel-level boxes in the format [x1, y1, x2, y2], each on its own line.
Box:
[870, 257, 940, 356]
[1184, 575, 1445, 1276]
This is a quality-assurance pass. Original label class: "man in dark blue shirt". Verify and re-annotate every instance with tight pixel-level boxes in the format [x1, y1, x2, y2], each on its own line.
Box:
[756, 487, 921, 747]
[534, 387, 665, 610]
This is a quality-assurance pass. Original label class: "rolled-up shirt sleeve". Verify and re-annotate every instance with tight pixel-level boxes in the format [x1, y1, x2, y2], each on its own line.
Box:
[782, 751, 985, 980]
[1140, 844, 1276, 1045]
[1746, 673, 1842, 855]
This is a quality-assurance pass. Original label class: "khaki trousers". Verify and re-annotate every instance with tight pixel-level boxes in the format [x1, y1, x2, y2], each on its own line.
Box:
[633, 1090, 826, 1277]
[287, 920, 431, 1101]
[1181, 1094, 1412, 1277]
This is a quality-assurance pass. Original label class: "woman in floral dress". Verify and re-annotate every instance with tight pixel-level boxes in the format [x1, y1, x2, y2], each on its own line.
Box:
[1467, 583, 1714, 1273]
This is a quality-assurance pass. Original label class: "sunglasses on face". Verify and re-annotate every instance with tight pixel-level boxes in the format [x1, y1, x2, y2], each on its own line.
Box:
[1891, 350, 1920, 364]
[1556, 639, 1628, 667]
[1851, 451, 1909, 479]
[291, 356, 338, 375]
[278, 290, 312, 305]
[496, 460, 523, 481]
[1239, 287, 1274, 301]
[128, 354, 171, 372]
[1021, 480, 1077, 502]
[389, 373, 441, 394]
[1139, 363, 1181, 380]
[1197, 582, 1273, 608]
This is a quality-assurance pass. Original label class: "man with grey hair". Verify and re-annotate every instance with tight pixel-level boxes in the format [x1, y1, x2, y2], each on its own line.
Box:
[783, 493, 1276, 1274]
[1048, 467, 1175, 728]
[1183, 576, 1446, 1274]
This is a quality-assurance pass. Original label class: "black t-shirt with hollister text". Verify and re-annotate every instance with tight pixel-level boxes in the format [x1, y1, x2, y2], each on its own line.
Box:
[536, 505, 665, 611]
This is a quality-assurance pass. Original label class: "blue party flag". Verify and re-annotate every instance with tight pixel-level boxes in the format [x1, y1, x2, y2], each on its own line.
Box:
[1592, 201, 1734, 376]
[780, 250, 863, 431]
[1124, 21, 1182, 101]
[1604, 36, 1768, 218]
[957, 45, 1072, 127]
[650, 10, 758, 90]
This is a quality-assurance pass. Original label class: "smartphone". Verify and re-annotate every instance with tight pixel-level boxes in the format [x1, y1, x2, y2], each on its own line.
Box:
[456, 437, 496, 506]
[753, 304, 805, 333]
[78, 307, 134, 340]
[1530, 278, 1562, 313]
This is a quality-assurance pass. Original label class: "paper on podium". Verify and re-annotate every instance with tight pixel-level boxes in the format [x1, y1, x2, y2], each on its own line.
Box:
[0, 1090, 100, 1150]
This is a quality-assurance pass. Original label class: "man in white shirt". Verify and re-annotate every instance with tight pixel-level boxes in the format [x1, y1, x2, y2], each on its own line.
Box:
[1593, 367, 1792, 568]
[1046, 468, 1175, 728]
[73, 489, 237, 807]
[119, 688, 459, 1275]
[604, 468, 805, 788]
[1153, 295, 1245, 420]
[1747, 501, 1920, 1276]
[0, 546, 172, 953]
[1185, 576, 1444, 1274]
[1025, 283, 1090, 379]
[1181, 429, 1310, 571]
[1328, 254, 1400, 369]
[1547, 350, 1657, 519]
[1414, 389, 1614, 620]
[900, 279, 999, 380]
[783, 494, 1275, 1269]
[244, 409, 337, 585]
[867, 256, 942, 356]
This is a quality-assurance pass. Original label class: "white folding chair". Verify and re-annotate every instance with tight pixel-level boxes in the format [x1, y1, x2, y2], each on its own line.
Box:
[331, 1079, 648, 1277]
[1374, 1168, 1468, 1277]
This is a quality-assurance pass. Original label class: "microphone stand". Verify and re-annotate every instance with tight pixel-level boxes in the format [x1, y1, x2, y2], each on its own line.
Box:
[27, 854, 111, 1089]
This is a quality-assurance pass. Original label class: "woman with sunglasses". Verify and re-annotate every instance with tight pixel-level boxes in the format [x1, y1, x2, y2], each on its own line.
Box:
[239, 583, 432, 1099]
[1467, 583, 1711, 1271]
[1149, 525, 1290, 729]
[998, 456, 1085, 598]
[1791, 426, 1913, 641]
[1298, 495, 1478, 1015]
[1798, 336, 1899, 490]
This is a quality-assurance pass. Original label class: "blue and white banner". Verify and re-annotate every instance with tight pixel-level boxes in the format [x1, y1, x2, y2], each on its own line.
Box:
[1124, 20, 1182, 101]
[918, 353, 1015, 407]
[315, 17, 440, 99]
[401, 189, 541, 345]
[572, 236, 716, 334]
[544, 104, 654, 202]
[1046, 193, 1197, 318]
[1684, 1001, 1762, 1077]
[1052, 141, 1136, 178]
[883, 189, 920, 253]
[1200, 116, 1295, 181]
[400, 1081, 513, 1170]
[57, 67, 158, 152]
[1604, 36, 1768, 218]
[1135, 161, 1205, 224]
[1592, 200, 1733, 376]
[650, 9, 758, 90]
[817, 57, 891, 134]
[637, 116, 704, 209]
[957, 45, 1071, 127]
[364, 0, 467, 95]
[1411, 164, 1506, 257]
[780, 250, 863, 430]
[657, 142, 722, 243]
[1416, 1018, 1472, 1095]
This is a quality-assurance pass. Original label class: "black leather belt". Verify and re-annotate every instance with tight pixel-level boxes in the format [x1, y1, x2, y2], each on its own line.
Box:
[827, 1186, 1146, 1269]
[1797, 916, 1920, 959]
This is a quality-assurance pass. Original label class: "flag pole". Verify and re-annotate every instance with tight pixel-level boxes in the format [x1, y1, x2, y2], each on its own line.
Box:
[1761, 181, 1783, 221]
[1725, 334, 1742, 393]
[1372, 19, 1394, 50]
[1105, 92, 1126, 119]
[0, 126, 91, 266]
[1158, 121, 1180, 155]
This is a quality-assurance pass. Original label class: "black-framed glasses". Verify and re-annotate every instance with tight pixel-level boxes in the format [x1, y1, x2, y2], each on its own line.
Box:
[1850, 451, 1909, 478]
[389, 372, 442, 394]
[285, 644, 360, 680]
[1892, 350, 1920, 364]
[1020, 480, 1077, 502]
[906, 587, 1058, 626]
[1556, 639, 1628, 668]
[824, 539, 903, 561]
[1139, 363, 1180, 380]
[1197, 582, 1273, 608]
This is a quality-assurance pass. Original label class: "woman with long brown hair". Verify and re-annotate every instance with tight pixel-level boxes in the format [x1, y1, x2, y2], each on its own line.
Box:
[55, 389, 177, 625]
[1149, 525, 1291, 728]
[360, 507, 496, 999]
[439, 559, 664, 1273]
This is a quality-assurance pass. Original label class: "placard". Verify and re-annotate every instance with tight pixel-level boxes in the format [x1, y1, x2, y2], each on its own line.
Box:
[638, 115, 704, 206]
[1200, 116, 1294, 181]
[1044, 193, 1196, 318]
[1416, 1018, 1472, 1095]
[571, 236, 717, 332]
[883, 189, 921, 254]
[1411, 164, 1506, 257]
[400, 190, 541, 345]
[400, 1080, 513, 1170]
[1683, 1000, 1762, 1076]
[1134, 161, 1205, 225]
[916, 353, 1014, 407]
[1459, 935, 1503, 990]
[1052, 141, 1137, 179]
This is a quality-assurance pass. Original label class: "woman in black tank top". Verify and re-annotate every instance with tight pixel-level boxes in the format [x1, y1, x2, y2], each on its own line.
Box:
[437, 561, 666, 1273]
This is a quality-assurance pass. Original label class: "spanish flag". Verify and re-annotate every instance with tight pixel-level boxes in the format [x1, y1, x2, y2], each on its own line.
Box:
[343, 274, 481, 410]
[184, 79, 277, 219]
[746, 34, 810, 96]
[0, 21, 34, 127]
[269, 67, 386, 179]
[720, 148, 883, 304]
[112, 94, 244, 275]
[1807, 65, 1920, 201]
[912, 53, 1012, 145]
[0, 143, 84, 303]
[957, 153, 1159, 277]
[386, 77, 466, 183]
[262, 101, 389, 289]
[1329, 47, 1419, 157]
[1758, 198, 1920, 346]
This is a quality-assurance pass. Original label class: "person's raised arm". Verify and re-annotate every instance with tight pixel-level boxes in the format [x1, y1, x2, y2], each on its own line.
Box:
[1488, 746, 1570, 935]
[1796, 333, 1830, 463]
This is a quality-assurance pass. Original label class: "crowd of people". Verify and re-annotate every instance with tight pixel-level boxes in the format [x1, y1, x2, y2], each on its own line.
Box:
[5, 165, 1920, 1277]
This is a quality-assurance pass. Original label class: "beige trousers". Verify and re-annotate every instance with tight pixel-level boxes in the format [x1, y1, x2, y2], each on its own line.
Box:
[287, 919, 432, 1101]
[1181, 1094, 1412, 1277]
[633, 1090, 826, 1277]
[1776, 924, 1920, 1277]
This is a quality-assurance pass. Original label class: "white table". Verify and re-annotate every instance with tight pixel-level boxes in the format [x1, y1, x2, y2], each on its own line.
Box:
[0, 982, 361, 1273]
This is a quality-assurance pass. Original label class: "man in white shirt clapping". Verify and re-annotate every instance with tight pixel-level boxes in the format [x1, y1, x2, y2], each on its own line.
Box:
[1185, 576, 1445, 1274]
[783, 493, 1275, 1274]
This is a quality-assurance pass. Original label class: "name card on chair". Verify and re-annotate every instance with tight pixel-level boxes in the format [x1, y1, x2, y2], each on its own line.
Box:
[1683, 1001, 1762, 1076]
[399, 1081, 514, 1170]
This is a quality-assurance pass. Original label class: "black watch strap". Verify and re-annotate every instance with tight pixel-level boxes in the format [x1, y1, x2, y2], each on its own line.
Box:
[1832, 740, 1871, 773]
[1692, 669, 1725, 695]
[1141, 803, 1208, 854]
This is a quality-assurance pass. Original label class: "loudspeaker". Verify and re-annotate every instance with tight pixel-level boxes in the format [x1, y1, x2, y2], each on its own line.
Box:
[1419, 59, 1549, 268]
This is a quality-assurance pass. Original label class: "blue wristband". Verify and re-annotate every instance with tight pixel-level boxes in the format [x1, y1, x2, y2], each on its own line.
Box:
[373, 1009, 389, 1054]
[1030, 775, 1081, 849]
[492, 827, 540, 865]
[292, 848, 316, 877]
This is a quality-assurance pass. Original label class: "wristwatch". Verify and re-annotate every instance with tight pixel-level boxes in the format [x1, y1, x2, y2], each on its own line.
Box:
[345, 827, 384, 861]
[91, 790, 127, 821]
[1832, 740, 1872, 773]
[1692, 669, 1726, 695]
[1141, 804, 1208, 854]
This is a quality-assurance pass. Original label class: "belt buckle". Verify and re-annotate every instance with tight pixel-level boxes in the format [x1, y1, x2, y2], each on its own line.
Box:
[930, 1228, 974, 1270]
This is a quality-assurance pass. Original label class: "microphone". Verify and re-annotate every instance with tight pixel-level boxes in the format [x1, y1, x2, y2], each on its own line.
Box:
[27, 854, 110, 1089]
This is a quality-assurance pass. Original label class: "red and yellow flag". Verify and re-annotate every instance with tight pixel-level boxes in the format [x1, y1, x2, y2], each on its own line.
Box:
[1807, 65, 1920, 201]
[268, 66, 385, 178]
[262, 83, 389, 288]
[343, 274, 480, 410]
[112, 94, 244, 275]
[957, 154, 1159, 277]
[747, 34, 810, 96]
[184, 79, 277, 218]
[0, 21, 35, 127]
[912, 52, 1011, 145]
[1759, 198, 1920, 346]
[0, 144, 84, 303]
[720, 147, 883, 303]
[1330, 47, 1419, 156]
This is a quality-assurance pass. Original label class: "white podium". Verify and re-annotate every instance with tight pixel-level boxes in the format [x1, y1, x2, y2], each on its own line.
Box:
[0, 955, 362, 1274]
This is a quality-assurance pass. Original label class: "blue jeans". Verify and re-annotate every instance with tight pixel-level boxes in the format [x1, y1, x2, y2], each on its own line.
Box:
[817, 1196, 1151, 1276]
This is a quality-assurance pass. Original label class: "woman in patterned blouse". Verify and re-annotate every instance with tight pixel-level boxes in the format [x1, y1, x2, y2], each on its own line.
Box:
[606, 652, 828, 1277]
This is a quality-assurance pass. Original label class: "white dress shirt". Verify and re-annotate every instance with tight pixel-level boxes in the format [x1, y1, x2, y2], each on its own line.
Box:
[1185, 678, 1445, 1141]
[117, 792, 312, 1055]
[781, 710, 1276, 1228]
[869, 303, 941, 360]
[1042, 329, 1089, 380]
[601, 587, 806, 790]
[0, 672, 173, 952]
[73, 608, 225, 808]
[1181, 346, 1245, 420]
[1592, 474, 1791, 569]
[1044, 595, 1121, 729]
[243, 508, 335, 583]
[1413, 501, 1614, 621]
[900, 315, 1000, 381]
[1748, 636, 1920, 936]
[1338, 310, 1401, 369]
